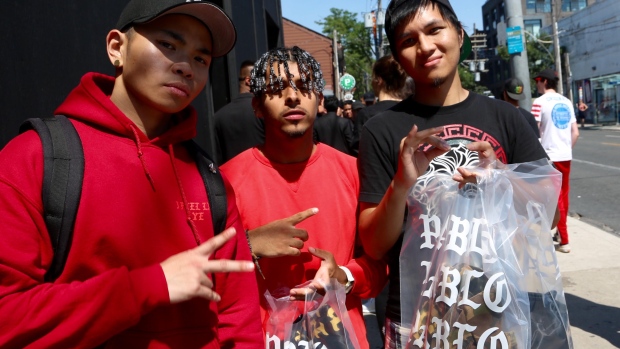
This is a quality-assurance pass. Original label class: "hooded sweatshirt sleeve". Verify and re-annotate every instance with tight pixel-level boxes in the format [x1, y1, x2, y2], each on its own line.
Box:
[213, 177, 263, 348]
[0, 132, 170, 348]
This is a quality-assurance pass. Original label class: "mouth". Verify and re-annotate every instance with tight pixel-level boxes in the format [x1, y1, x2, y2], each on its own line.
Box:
[165, 82, 191, 97]
[282, 109, 307, 121]
[424, 56, 442, 68]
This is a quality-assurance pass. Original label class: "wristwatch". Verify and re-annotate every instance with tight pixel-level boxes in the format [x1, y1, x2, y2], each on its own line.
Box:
[339, 266, 355, 294]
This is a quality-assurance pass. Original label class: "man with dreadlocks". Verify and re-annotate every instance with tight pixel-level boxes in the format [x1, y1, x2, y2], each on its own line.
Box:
[221, 46, 387, 348]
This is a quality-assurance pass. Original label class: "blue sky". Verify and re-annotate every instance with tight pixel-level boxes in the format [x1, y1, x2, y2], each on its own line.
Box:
[281, 0, 487, 35]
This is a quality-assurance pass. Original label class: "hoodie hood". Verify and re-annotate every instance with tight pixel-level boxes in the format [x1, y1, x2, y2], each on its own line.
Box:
[55, 72, 198, 146]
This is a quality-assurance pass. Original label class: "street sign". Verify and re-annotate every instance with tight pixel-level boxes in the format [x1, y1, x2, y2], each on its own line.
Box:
[506, 26, 523, 54]
[339, 73, 356, 91]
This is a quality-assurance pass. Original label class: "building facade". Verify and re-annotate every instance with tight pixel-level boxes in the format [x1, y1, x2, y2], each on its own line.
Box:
[282, 18, 335, 95]
[481, 0, 595, 98]
[558, 0, 620, 124]
[0, 0, 284, 154]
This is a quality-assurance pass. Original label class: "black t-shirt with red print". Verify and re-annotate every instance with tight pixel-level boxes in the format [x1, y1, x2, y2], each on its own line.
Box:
[358, 91, 548, 322]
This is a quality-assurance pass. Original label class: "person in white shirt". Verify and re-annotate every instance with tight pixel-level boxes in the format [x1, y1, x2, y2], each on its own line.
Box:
[531, 68, 580, 253]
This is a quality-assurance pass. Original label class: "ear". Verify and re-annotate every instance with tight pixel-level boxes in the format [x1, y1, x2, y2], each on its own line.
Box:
[106, 29, 127, 69]
[458, 27, 464, 50]
[251, 97, 263, 118]
[244, 76, 251, 87]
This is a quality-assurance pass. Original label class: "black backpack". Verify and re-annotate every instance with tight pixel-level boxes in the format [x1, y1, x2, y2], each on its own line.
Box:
[19, 115, 227, 282]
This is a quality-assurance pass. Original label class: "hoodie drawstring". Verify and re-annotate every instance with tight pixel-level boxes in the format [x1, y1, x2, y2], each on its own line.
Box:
[129, 125, 156, 191]
[168, 144, 201, 246]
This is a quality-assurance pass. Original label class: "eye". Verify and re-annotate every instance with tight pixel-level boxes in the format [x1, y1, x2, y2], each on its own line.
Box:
[159, 41, 175, 50]
[195, 56, 211, 66]
[399, 37, 416, 49]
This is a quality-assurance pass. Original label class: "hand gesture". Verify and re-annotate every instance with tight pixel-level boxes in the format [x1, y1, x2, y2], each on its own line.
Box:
[394, 125, 451, 190]
[289, 247, 346, 300]
[160, 228, 255, 304]
[452, 141, 499, 188]
[247, 208, 317, 258]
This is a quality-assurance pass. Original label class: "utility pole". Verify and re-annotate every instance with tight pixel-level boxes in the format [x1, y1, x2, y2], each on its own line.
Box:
[377, 0, 383, 58]
[333, 30, 341, 99]
[551, 0, 564, 95]
[505, 0, 532, 109]
[564, 52, 573, 103]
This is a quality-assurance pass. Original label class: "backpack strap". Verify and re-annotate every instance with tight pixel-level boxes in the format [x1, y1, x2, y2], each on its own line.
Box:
[19, 115, 84, 282]
[185, 141, 227, 235]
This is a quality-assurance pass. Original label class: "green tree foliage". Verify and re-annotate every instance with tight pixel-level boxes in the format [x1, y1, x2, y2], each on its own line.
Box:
[316, 8, 374, 98]
[458, 65, 489, 95]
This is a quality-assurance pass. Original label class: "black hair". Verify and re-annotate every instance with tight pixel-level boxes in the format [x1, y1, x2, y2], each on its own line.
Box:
[343, 100, 353, 106]
[544, 78, 558, 90]
[371, 55, 408, 99]
[324, 96, 340, 112]
[385, 0, 463, 61]
[250, 46, 324, 97]
[240, 60, 255, 71]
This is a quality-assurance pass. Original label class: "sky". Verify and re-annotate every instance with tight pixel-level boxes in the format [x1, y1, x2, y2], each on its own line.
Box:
[281, 0, 487, 36]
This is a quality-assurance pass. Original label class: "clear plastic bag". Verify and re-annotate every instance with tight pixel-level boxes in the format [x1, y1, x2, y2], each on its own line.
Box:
[400, 159, 573, 349]
[264, 279, 360, 349]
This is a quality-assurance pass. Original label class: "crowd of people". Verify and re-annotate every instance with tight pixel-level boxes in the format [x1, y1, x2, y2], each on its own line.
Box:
[0, 0, 575, 348]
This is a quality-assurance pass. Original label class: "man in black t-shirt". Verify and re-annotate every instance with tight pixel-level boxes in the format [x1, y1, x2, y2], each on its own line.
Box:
[357, 1, 549, 347]
[503, 77, 540, 137]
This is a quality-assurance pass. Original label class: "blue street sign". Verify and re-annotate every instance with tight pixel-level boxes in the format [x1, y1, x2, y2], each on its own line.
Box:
[507, 26, 523, 54]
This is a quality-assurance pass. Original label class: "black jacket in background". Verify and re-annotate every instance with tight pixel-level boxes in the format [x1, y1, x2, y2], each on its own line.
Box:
[313, 112, 356, 156]
[214, 93, 264, 165]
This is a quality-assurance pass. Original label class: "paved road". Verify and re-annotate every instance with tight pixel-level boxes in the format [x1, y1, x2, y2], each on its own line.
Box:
[570, 126, 620, 234]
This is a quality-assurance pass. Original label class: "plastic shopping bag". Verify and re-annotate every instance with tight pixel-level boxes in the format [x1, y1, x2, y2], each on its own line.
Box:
[400, 159, 573, 349]
[264, 279, 360, 349]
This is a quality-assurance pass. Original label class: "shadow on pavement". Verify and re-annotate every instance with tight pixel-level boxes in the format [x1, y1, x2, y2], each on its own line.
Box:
[565, 292, 620, 347]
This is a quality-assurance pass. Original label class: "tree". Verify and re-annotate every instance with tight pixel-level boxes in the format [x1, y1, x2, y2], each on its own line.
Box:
[316, 8, 374, 98]
[458, 65, 489, 95]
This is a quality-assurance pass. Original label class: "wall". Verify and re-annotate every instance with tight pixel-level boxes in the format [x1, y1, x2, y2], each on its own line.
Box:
[282, 18, 334, 94]
[0, 0, 283, 154]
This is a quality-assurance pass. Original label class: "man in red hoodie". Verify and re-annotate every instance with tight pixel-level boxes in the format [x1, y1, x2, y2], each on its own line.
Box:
[0, 0, 262, 348]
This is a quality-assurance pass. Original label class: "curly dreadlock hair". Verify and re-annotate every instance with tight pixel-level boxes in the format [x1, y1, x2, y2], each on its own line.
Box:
[250, 46, 324, 97]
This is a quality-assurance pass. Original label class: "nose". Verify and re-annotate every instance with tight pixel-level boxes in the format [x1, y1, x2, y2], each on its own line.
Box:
[283, 85, 300, 105]
[172, 60, 193, 79]
[417, 35, 435, 56]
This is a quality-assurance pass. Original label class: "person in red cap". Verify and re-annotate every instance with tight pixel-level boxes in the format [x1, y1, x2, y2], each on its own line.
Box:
[0, 0, 262, 347]
[357, 0, 550, 347]
[532, 68, 580, 253]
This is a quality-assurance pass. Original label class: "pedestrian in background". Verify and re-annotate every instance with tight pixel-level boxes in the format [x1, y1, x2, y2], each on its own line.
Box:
[357, 0, 550, 347]
[221, 46, 387, 349]
[214, 60, 265, 165]
[503, 77, 540, 137]
[314, 95, 357, 155]
[355, 54, 411, 143]
[0, 0, 262, 347]
[532, 68, 580, 253]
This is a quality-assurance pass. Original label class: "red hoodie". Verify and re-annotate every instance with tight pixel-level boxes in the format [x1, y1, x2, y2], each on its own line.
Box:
[0, 73, 263, 348]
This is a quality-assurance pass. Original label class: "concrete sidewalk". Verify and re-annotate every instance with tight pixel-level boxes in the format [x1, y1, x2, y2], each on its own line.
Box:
[558, 216, 620, 348]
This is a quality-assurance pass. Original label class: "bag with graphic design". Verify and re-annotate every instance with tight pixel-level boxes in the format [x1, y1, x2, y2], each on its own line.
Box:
[264, 279, 360, 349]
[399, 159, 573, 349]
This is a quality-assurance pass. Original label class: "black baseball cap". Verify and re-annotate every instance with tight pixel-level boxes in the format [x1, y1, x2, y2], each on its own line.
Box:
[534, 68, 559, 82]
[116, 0, 237, 57]
[504, 77, 525, 100]
[385, 0, 472, 63]
[363, 91, 376, 102]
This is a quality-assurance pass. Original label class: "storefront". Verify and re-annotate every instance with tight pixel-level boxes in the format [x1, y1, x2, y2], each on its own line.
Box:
[574, 74, 620, 125]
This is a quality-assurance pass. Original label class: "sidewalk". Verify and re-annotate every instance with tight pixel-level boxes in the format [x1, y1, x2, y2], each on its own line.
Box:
[558, 216, 620, 348]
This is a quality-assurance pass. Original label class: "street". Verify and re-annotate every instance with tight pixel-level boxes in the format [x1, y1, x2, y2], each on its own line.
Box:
[570, 126, 620, 235]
